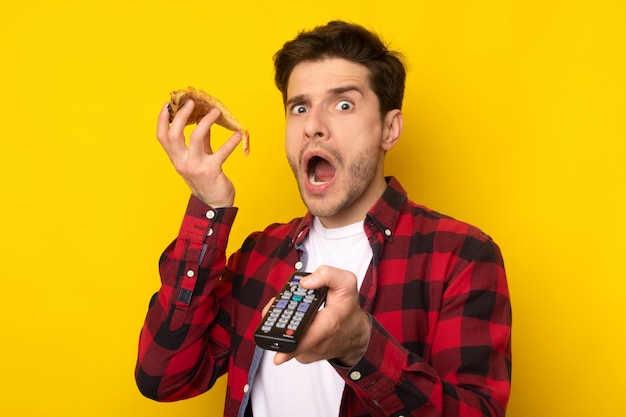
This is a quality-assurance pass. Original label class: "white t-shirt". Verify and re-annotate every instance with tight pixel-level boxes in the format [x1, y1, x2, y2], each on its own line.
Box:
[251, 217, 372, 417]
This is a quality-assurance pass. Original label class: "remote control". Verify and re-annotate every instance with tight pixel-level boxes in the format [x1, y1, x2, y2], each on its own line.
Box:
[254, 271, 328, 353]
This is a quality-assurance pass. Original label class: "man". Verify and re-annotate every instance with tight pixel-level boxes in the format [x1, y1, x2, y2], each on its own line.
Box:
[136, 20, 512, 417]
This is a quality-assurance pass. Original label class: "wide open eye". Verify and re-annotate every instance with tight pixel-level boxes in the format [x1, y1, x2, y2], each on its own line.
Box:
[290, 104, 308, 115]
[335, 99, 354, 111]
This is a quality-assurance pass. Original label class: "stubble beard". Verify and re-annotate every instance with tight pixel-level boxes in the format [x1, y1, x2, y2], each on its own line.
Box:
[288, 146, 380, 219]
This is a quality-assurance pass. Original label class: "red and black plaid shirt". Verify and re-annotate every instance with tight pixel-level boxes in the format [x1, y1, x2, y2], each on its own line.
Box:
[136, 177, 512, 417]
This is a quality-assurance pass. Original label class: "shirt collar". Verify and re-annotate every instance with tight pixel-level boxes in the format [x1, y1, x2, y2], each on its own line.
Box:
[365, 176, 407, 242]
[290, 176, 407, 247]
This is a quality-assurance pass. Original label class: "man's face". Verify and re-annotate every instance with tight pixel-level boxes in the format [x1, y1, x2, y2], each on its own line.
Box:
[285, 58, 390, 228]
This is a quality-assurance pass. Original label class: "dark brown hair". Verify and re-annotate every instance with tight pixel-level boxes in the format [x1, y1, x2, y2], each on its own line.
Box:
[273, 20, 407, 117]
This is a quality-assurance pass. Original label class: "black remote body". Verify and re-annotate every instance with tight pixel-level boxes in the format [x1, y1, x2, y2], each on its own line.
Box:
[254, 271, 328, 353]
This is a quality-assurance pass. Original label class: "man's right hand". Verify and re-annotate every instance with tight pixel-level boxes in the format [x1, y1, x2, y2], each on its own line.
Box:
[156, 100, 242, 207]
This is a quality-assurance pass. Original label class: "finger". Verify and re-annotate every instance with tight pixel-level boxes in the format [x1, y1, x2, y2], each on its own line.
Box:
[188, 112, 243, 164]
[302, 266, 358, 301]
[156, 102, 174, 146]
[194, 108, 243, 157]
[170, 99, 195, 132]
[188, 108, 221, 157]
[213, 130, 243, 162]
[273, 308, 332, 366]
[156, 102, 172, 141]
[274, 351, 294, 365]
[261, 297, 276, 317]
[298, 267, 335, 294]
[156, 103, 188, 160]
[157, 103, 187, 161]
[273, 336, 324, 365]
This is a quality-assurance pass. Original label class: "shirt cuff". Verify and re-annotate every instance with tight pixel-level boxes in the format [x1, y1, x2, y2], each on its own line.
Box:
[331, 317, 409, 414]
[178, 195, 238, 248]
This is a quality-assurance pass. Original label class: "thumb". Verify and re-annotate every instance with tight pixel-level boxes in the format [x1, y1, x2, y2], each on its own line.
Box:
[298, 271, 325, 290]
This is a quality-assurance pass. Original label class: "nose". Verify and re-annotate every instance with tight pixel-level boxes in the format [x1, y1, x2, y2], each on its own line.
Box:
[303, 107, 329, 140]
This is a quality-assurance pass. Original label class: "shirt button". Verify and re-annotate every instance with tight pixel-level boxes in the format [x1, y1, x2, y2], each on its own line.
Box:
[243, 384, 249, 393]
[349, 371, 362, 381]
[186, 270, 195, 278]
[205, 210, 216, 219]
[206, 228, 214, 237]
[294, 261, 303, 270]
[384, 229, 392, 237]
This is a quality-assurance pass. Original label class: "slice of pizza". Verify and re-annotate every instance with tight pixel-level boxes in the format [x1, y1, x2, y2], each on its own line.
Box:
[168, 86, 250, 155]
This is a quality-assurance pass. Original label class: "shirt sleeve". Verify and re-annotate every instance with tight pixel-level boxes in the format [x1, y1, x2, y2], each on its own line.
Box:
[333, 239, 512, 417]
[135, 195, 238, 402]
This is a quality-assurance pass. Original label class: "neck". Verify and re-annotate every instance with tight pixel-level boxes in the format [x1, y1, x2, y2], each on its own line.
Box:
[318, 175, 387, 229]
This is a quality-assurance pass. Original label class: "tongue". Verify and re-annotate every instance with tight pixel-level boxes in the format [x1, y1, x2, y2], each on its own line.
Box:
[314, 159, 335, 182]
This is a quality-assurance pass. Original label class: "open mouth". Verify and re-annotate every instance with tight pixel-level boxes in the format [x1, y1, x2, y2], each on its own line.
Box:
[307, 156, 336, 185]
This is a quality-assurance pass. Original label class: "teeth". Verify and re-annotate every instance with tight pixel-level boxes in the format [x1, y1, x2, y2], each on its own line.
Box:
[309, 172, 327, 185]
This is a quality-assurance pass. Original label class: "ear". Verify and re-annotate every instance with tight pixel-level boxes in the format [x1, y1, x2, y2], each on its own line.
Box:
[381, 109, 403, 151]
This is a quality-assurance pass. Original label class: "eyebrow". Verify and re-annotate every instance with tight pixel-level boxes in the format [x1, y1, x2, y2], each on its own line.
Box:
[285, 85, 365, 108]
[329, 85, 365, 97]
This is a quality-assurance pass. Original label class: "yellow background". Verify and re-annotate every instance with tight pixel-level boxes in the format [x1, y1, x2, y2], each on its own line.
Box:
[1, 1, 624, 416]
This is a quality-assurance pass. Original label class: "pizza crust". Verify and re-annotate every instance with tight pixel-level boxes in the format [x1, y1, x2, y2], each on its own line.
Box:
[168, 86, 250, 155]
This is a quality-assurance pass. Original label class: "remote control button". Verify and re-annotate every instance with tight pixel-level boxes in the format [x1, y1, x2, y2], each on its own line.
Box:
[255, 274, 327, 353]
